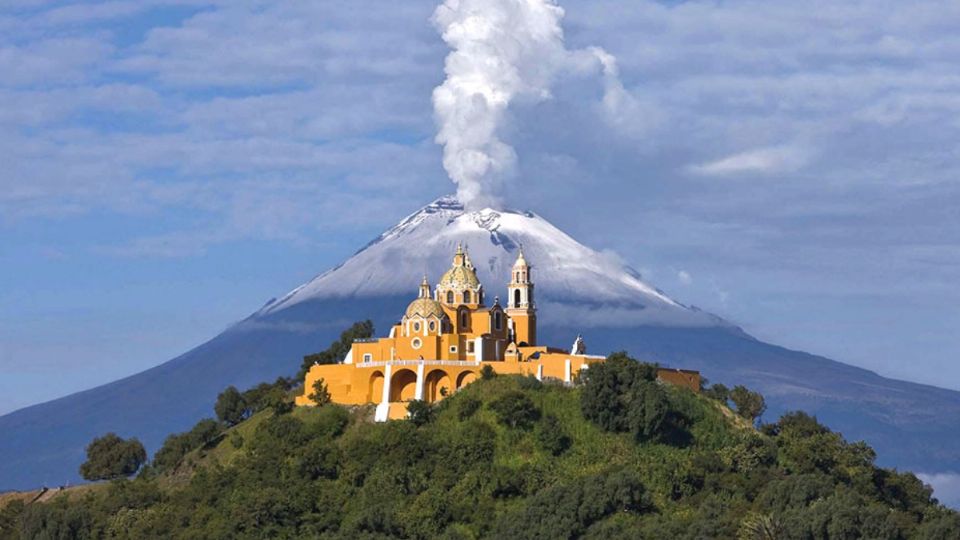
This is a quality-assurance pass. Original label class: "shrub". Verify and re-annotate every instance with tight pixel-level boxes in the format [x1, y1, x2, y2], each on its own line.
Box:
[79, 433, 147, 481]
[152, 418, 223, 473]
[480, 364, 496, 380]
[489, 391, 540, 429]
[407, 400, 435, 427]
[492, 469, 651, 539]
[516, 375, 542, 391]
[308, 378, 331, 406]
[535, 415, 571, 456]
[457, 396, 482, 421]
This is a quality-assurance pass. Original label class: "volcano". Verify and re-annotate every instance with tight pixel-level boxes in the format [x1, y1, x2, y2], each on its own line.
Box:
[2, 196, 959, 490]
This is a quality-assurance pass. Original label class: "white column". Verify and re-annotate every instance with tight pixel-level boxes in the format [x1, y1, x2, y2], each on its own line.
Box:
[475, 337, 484, 362]
[415, 362, 425, 401]
[381, 363, 393, 404]
[536, 364, 543, 381]
[564, 359, 572, 384]
[375, 363, 394, 422]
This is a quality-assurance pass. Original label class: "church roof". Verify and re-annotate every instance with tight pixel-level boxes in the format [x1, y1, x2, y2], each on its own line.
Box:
[438, 243, 482, 290]
[438, 264, 481, 290]
[405, 297, 446, 319]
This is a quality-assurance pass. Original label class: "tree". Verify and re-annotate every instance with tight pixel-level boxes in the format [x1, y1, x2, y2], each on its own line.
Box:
[308, 378, 331, 406]
[480, 364, 496, 380]
[215, 386, 249, 426]
[627, 381, 670, 443]
[152, 418, 223, 473]
[535, 415, 571, 456]
[737, 512, 784, 540]
[730, 385, 766, 423]
[489, 391, 540, 429]
[79, 433, 147, 481]
[580, 352, 659, 433]
[704, 383, 731, 402]
[299, 320, 374, 379]
[407, 400, 434, 426]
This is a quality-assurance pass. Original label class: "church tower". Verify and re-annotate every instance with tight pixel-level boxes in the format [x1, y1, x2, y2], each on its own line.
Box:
[506, 247, 536, 346]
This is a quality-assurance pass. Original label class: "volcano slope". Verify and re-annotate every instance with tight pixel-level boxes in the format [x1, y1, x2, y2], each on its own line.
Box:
[1, 197, 958, 490]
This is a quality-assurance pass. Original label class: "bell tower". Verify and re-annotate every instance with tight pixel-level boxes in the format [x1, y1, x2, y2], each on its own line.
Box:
[506, 247, 536, 346]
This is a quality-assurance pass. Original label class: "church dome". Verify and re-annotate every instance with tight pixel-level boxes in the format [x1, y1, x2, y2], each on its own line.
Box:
[405, 297, 446, 319]
[438, 264, 481, 289]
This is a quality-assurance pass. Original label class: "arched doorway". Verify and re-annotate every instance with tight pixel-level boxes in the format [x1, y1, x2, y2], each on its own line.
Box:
[456, 371, 477, 390]
[424, 369, 452, 402]
[368, 370, 385, 402]
[390, 369, 418, 402]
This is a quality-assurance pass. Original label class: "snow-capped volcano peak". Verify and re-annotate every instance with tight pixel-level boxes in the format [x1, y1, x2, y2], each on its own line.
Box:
[261, 196, 726, 328]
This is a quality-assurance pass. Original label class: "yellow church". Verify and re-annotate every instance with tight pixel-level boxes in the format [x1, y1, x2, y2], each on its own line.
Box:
[296, 244, 700, 420]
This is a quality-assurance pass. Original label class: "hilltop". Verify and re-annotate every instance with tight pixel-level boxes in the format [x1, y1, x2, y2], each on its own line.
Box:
[1, 357, 958, 539]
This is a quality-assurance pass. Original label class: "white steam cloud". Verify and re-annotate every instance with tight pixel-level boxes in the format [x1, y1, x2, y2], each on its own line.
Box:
[432, 0, 628, 209]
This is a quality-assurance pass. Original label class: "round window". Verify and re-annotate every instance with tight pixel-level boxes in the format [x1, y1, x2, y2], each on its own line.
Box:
[411, 338, 422, 349]
[413, 321, 421, 332]
[429, 321, 436, 331]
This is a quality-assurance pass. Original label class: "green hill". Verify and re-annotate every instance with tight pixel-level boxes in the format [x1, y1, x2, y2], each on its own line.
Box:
[1, 355, 959, 539]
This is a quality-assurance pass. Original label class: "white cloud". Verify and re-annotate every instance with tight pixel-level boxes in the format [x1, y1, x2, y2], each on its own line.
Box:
[690, 145, 811, 177]
[917, 472, 960, 509]
[677, 270, 692, 285]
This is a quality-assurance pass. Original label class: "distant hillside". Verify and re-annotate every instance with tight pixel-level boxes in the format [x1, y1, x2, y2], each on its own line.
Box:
[1, 364, 958, 539]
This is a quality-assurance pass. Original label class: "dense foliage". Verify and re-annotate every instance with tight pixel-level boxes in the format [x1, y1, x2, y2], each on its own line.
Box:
[3, 350, 959, 539]
[78, 433, 146, 482]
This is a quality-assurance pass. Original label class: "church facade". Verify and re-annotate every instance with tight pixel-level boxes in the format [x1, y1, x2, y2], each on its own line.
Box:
[296, 245, 699, 420]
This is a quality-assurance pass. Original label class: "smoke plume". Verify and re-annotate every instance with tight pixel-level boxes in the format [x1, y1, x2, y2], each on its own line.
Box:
[432, 0, 626, 209]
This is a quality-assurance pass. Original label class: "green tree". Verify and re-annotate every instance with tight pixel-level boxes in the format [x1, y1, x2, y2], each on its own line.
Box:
[299, 320, 374, 379]
[308, 378, 331, 406]
[737, 512, 784, 540]
[535, 415, 571, 456]
[704, 383, 731, 402]
[480, 364, 496, 380]
[730, 385, 766, 423]
[152, 418, 223, 473]
[627, 381, 670, 443]
[79, 433, 147, 481]
[489, 391, 540, 429]
[214, 386, 249, 426]
[580, 352, 658, 432]
[457, 396, 482, 420]
[407, 400, 435, 426]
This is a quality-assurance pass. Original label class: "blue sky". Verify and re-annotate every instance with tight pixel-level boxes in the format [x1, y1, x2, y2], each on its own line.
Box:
[2, 0, 960, 420]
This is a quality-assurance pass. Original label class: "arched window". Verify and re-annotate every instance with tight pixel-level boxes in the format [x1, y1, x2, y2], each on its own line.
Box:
[463, 291, 471, 303]
[461, 311, 468, 329]
[494, 311, 503, 330]
[446, 290, 454, 304]
[514, 289, 521, 308]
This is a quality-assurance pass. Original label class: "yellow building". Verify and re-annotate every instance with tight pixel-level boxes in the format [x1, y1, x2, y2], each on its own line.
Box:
[296, 245, 700, 420]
